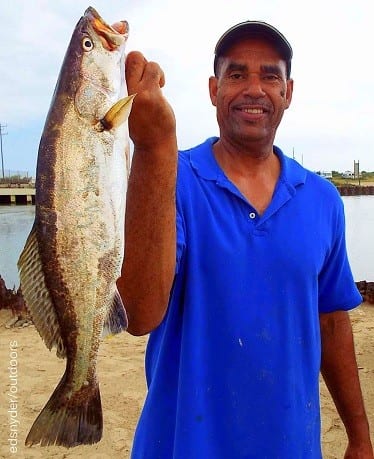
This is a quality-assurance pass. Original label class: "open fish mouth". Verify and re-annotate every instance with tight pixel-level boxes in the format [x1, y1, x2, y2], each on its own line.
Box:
[85, 6, 129, 50]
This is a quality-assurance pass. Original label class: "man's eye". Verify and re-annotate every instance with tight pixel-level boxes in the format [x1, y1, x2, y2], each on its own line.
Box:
[263, 74, 279, 81]
[229, 73, 243, 80]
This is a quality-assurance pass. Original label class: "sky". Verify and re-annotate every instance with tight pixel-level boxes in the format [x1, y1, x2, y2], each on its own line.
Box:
[0, 0, 373, 177]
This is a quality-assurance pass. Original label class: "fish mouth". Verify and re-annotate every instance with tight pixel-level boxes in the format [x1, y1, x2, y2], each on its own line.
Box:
[84, 7, 129, 51]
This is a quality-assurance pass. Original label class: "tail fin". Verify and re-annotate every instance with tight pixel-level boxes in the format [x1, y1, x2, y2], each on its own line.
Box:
[25, 372, 103, 447]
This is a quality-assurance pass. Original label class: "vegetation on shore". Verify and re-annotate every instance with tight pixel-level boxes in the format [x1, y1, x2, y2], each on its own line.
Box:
[329, 171, 374, 187]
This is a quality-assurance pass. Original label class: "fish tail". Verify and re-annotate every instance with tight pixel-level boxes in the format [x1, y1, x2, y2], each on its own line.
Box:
[25, 372, 103, 447]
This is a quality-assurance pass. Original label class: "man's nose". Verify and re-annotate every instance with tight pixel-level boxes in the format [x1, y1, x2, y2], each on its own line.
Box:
[242, 74, 265, 97]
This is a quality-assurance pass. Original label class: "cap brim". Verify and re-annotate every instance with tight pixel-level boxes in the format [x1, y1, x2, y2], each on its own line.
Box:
[214, 21, 292, 62]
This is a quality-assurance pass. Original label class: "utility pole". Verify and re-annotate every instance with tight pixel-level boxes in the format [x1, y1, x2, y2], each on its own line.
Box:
[354, 160, 360, 185]
[0, 122, 8, 179]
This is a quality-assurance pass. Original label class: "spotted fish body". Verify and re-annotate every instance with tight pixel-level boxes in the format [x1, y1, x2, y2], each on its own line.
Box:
[18, 7, 134, 447]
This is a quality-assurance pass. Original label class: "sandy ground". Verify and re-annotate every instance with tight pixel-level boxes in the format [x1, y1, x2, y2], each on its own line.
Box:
[0, 304, 373, 459]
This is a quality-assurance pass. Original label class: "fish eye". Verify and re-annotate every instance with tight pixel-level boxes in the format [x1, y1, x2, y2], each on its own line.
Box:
[82, 37, 94, 52]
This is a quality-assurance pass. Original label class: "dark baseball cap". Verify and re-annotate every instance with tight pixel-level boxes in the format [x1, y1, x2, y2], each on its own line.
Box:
[214, 21, 293, 77]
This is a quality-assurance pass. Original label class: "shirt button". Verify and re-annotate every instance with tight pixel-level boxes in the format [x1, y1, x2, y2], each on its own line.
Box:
[249, 212, 256, 219]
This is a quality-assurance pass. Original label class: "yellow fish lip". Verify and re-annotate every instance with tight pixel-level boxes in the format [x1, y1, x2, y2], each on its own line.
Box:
[85, 7, 129, 51]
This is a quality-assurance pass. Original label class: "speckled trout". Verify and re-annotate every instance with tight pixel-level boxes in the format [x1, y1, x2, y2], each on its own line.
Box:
[18, 7, 134, 447]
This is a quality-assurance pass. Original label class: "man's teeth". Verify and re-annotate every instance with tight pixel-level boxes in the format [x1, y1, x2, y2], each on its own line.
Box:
[242, 108, 263, 114]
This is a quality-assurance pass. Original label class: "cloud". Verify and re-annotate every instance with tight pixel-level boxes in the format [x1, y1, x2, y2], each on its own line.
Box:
[0, 0, 373, 174]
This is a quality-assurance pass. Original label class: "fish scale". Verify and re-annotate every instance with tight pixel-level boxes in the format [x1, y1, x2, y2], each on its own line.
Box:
[18, 7, 134, 447]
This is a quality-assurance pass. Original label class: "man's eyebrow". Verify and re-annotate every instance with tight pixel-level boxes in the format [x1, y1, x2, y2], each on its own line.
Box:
[225, 62, 248, 73]
[260, 64, 283, 75]
[224, 62, 284, 76]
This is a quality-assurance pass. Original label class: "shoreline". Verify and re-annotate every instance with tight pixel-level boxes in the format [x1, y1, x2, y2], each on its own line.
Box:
[1, 182, 374, 207]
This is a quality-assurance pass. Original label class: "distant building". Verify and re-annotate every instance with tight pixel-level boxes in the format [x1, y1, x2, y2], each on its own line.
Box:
[315, 170, 333, 180]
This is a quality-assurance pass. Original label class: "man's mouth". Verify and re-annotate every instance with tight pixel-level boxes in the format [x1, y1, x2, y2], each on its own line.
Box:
[241, 108, 264, 114]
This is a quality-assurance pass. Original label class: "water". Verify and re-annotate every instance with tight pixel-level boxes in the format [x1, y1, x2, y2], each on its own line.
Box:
[0, 196, 373, 288]
[343, 195, 374, 281]
[0, 206, 35, 288]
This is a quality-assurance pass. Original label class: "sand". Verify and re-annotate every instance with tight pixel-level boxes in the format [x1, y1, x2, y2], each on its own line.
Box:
[0, 304, 373, 459]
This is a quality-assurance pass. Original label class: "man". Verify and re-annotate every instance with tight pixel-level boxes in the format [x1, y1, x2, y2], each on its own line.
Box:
[118, 21, 373, 458]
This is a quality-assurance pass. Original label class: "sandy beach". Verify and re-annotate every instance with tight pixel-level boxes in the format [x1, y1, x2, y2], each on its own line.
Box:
[0, 304, 373, 459]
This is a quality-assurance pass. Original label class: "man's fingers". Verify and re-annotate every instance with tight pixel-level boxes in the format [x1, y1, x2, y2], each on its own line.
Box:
[125, 51, 174, 149]
[126, 51, 165, 91]
[125, 51, 147, 91]
[141, 61, 165, 88]
[158, 66, 165, 88]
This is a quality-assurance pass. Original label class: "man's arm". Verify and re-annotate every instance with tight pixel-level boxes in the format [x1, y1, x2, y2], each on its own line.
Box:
[117, 51, 178, 336]
[320, 310, 373, 458]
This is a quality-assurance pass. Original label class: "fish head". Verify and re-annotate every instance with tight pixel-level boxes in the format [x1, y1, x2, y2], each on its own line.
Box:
[55, 7, 129, 124]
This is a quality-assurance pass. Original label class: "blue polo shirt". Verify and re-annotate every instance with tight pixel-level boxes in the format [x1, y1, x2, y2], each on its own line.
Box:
[131, 138, 362, 459]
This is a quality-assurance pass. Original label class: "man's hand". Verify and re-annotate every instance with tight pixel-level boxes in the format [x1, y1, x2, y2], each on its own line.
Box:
[125, 51, 176, 151]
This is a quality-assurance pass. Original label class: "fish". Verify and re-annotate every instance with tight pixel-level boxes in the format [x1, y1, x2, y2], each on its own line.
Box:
[17, 7, 134, 447]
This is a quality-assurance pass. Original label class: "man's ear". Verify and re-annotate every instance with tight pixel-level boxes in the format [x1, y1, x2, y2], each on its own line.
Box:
[285, 78, 294, 109]
[209, 76, 218, 107]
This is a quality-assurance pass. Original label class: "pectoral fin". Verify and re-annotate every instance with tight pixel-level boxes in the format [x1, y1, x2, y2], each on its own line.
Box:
[95, 94, 136, 131]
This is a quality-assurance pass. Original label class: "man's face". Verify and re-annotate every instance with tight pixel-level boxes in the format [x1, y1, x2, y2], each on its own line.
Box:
[209, 38, 293, 147]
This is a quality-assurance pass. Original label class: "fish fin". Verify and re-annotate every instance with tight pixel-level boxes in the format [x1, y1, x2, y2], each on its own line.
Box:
[18, 226, 66, 358]
[95, 94, 136, 131]
[102, 288, 128, 337]
[25, 371, 102, 447]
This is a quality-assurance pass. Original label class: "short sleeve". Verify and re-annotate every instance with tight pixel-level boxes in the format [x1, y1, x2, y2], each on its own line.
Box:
[318, 200, 362, 313]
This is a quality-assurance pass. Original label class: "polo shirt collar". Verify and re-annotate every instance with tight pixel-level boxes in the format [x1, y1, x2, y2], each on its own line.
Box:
[189, 137, 307, 192]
